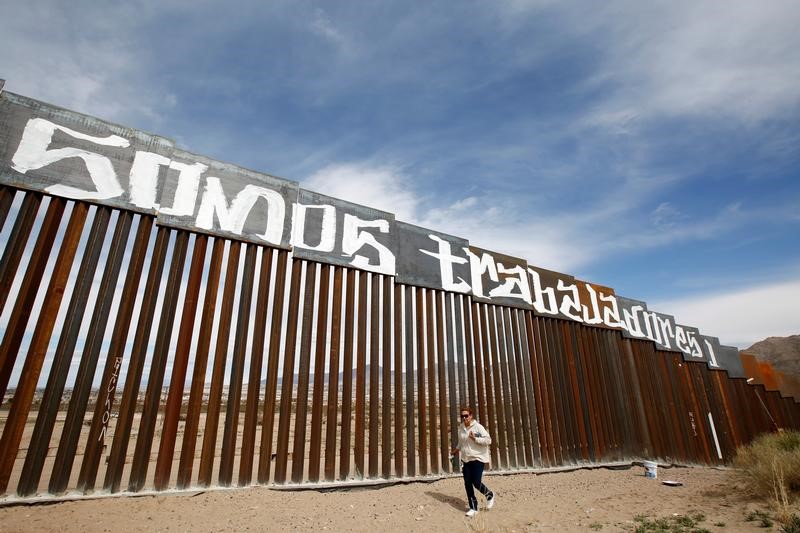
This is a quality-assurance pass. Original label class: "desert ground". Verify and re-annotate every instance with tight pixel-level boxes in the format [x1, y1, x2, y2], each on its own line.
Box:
[0, 464, 787, 532]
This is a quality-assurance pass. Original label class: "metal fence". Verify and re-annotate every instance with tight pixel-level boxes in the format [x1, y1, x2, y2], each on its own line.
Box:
[1, 187, 797, 499]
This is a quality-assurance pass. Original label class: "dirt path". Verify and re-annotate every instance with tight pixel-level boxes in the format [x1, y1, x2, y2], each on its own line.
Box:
[0, 465, 780, 531]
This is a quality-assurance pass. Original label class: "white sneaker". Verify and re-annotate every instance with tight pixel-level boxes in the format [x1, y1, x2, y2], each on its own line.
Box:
[465, 509, 478, 517]
[487, 493, 496, 509]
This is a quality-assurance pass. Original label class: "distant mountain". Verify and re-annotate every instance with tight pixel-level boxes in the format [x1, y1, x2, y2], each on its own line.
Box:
[746, 335, 800, 376]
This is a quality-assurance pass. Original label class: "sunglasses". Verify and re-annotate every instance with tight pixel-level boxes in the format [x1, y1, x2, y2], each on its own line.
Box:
[460, 414, 470, 419]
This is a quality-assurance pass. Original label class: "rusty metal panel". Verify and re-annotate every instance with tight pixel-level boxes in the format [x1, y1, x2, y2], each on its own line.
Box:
[393, 282, 404, 477]
[0, 196, 67, 403]
[415, 287, 428, 476]
[274, 257, 304, 484]
[404, 285, 416, 477]
[153, 234, 208, 490]
[257, 249, 289, 484]
[291, 261, 317, 483]
[369, 274, 380, 478]
[0, 199, 84, 493]
[128, 230, 189, 492]
[239, 247, 273, 486]
[476, 303, 499, 466]
[219, 244, 258, 486]
[381, 275, 392, 478]
[197, 241, 242, 486]
[324, 267, 344, 481]
[309, 264, 331, 483]
[175, 237, 224, 489]
[338, 268, 356, 480]
[354, 271, 368, 479]
[425, 289, 439, 473]
[444, 294, 459, 466]
[0, 186, 14, 230]
[0, 191, 41, 314]
[103, 225, 169, 492]
[435, 291, 450, 473]
[494, 306, 517, 468]
[18, 205, 110, 496]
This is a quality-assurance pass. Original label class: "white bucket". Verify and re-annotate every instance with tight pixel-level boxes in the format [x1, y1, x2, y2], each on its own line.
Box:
[643, 460, 658, 479]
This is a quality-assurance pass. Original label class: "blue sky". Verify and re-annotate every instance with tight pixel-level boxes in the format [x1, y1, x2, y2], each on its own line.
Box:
[2, 0, 798, 347]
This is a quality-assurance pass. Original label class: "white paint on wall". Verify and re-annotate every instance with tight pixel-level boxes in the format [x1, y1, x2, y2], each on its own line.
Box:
[341, 213, 395, 275]
[12, 117, 129, 200]
[292, 203, 336, 252]
[195, 178, 285, 244]
[419, 234, 471, 294]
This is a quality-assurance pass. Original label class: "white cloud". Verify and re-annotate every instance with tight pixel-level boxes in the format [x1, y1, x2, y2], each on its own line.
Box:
[302, 163, 420, 222]
[652, 279, 800, 348]
[578, 1, 800, 126]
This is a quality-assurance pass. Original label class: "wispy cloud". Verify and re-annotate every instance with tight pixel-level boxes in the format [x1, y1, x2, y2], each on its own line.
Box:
[653, 278, 800, 348]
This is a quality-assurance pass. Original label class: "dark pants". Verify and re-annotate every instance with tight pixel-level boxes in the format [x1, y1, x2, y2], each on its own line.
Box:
[462, 460, 493, 511]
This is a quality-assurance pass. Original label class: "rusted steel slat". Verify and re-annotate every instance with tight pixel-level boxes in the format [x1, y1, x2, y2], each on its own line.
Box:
[239, 247, 273, 486]
[175, 237, 224, 489]
[257, 250, 289, 484]
[712, 371, 741, 449]
[368, 274, 380, 478]
[498, 307, 521, 468]
[52, 211, 132, 493]
[77, 216, 153, 492]
[435, 291, 450, 472]
[219, 244, 258, 486]
[0, 196, 66, 404]
[274, 258, 304, 484]
[19, 205, 109, 496]
[462, 297, 477, 411]
[621, 338, 652, 458]
[393, 283, 404, 477]
[338, 268, 356, 481]
[309, 264, 331, 482]
[596, 330, 619, 458]
[588, 327, 615, 459]
[392, 282, 404, 478]
[548, 320, 574, 463]
[415, 287, 428, 475]
[467, 300, 484, 427]
[657, 353, 686, 462]
[453, 295, 467, 409]
[103, 225, 170, 492]
[513, 310, 538, 465]
[197, 241, 242, 486]
[0, 186, 14, 231]
[425, 289, 439, 473]
[353, 271, 368, 479]
[576, 325, 602, 461]
[0, 199, 83, 494]
[560, 322, 590, 463]
[526, 314, 552, 466]
[506, 309, 531, 467]
[403, 285, 415, 477]
[0, 192, 41, 314]
[153, 234, 208, 490]
[558, 322, 581, 463]
[128, 231, 189, 492]
[324, 267, 343, 481]
[605, 331, 636, 459]
[477, 303, 499, 466]
[444, 294, 459, 467]
[542, 319, 565, 465]
[484, 305, 507, 468]
[381, 275, 392, 478]
[291, 261, 317, 483]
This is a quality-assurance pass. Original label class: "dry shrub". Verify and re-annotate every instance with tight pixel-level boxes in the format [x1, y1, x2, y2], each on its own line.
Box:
[735, 430, 800, 502]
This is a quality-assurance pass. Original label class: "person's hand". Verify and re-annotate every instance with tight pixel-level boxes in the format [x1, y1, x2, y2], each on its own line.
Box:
[451, 448, 459, 455]
[469, 431, 476, 441]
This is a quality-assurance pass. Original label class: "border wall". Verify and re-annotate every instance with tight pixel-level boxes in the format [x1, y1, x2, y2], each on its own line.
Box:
[0, 85, 797, 500]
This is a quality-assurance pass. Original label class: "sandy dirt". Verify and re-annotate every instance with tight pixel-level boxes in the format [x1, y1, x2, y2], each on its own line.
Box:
[0, 465, 783, 532]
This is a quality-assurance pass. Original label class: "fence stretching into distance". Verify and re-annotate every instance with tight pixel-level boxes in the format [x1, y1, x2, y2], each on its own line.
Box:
[0, 85, 798, 500]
